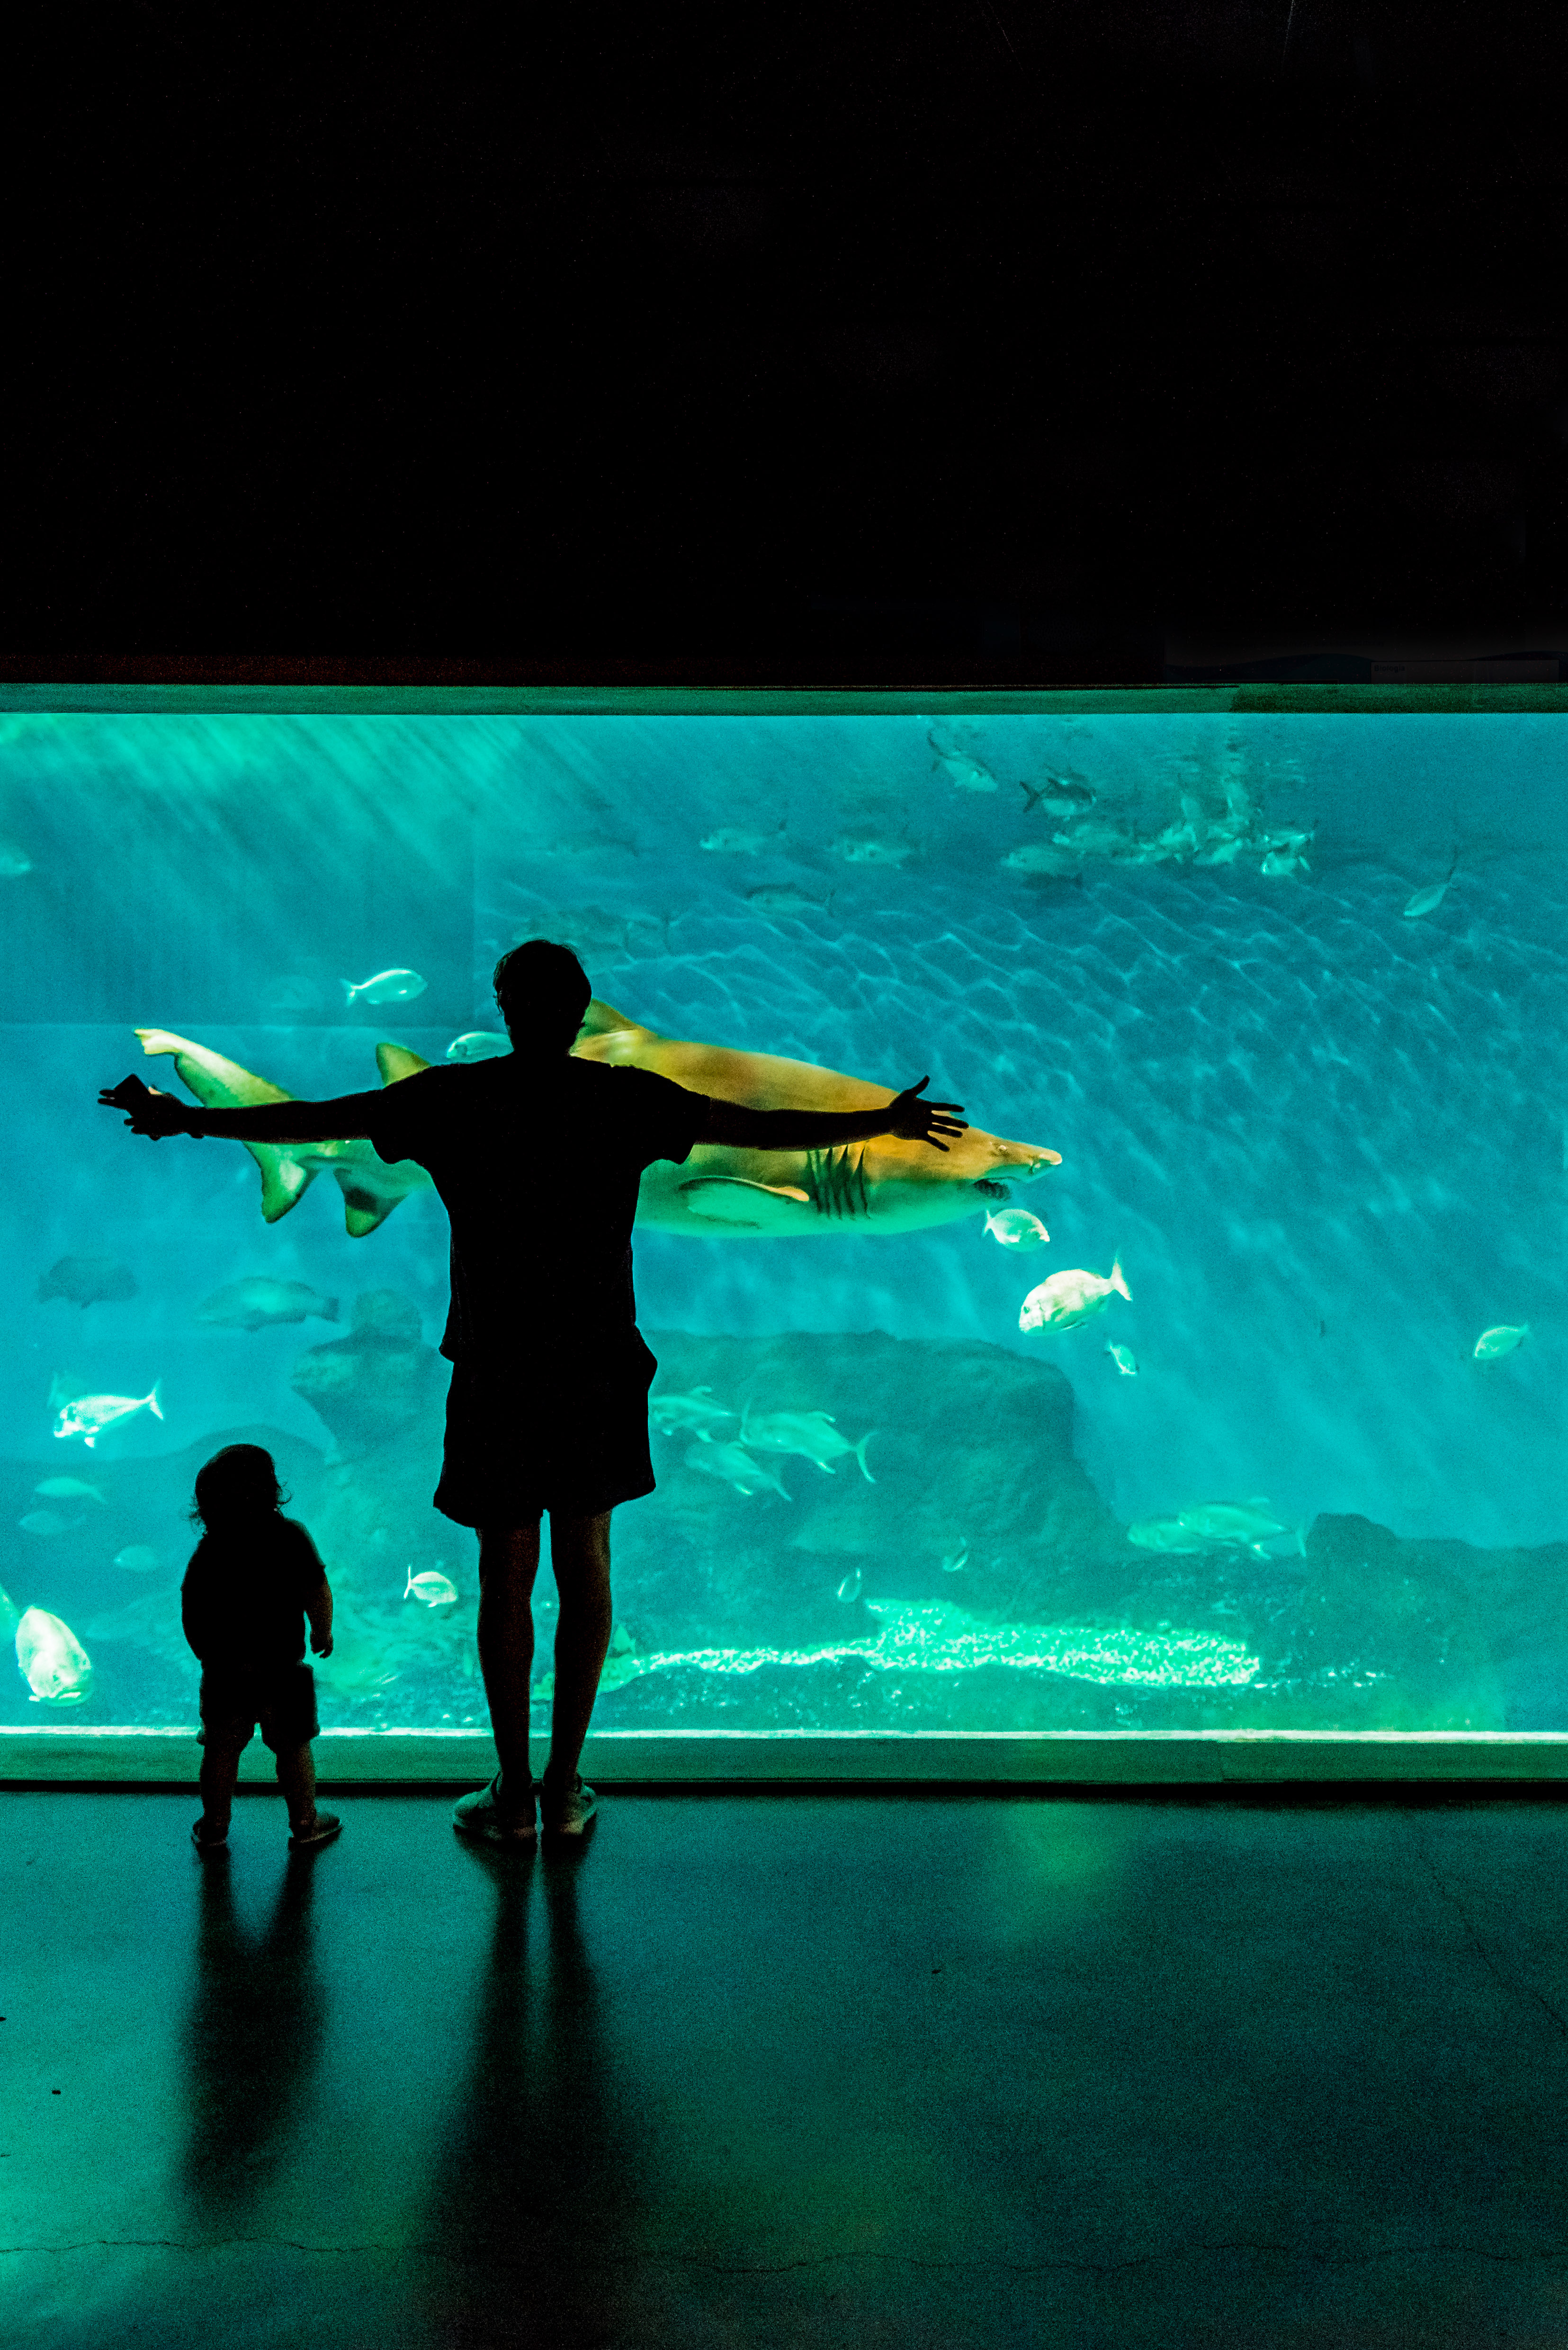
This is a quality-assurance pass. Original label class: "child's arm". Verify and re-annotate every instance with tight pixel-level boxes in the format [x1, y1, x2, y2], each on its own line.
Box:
[180, 1571, 207, 1661]
[305, 1573, 334, 1658]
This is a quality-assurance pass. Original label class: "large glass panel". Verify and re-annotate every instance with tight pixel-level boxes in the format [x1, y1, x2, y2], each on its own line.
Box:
[2, 700, 1564, 1739]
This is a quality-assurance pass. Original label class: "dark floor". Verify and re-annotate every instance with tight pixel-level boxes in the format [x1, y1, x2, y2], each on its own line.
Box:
[6, 1790, 1568, 2348]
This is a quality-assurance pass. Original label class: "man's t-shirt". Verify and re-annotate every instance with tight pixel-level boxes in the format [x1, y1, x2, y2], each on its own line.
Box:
[182, 1517, 325, 1680]
[366, 1053, 707, 1373]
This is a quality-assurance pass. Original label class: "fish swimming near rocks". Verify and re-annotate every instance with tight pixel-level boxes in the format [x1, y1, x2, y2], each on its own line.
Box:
[1020, 776, 1094, 815]
[343, 969, 427, 1007]
[1127, 1517, 1207, 1555]
[1019, 1261, 1130, 1335]
[15, 1606, 93, 1705]
[196, 1278, 340, 1333]
[1174, 1500, 1292, 1551]
[445, 1032, 511, 1062]
[133, 1000, 1058, 1244]
[828, 837, 914, 866]
[983, 1207, 1049, 1250]
[929, 733, 997, 792]
[700, 826, 785, 855]
[1002, 844, 1084, 878]
[52, 1382, 163, 1448]
[739, 1406, 876, 1482]
[34, 1478, 104, 1504]
[36, 1255, 138, 1308]
[746, 885, 834, 915]
[1474, 1323, 1528, 1360]
[649, 1386, 736, 1437]
[683, 1441, 792, 1500]
[405, 1568, 459, 1607]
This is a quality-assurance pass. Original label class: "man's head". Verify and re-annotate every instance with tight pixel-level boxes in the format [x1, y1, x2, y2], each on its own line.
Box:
[492, 938, 592, 1052]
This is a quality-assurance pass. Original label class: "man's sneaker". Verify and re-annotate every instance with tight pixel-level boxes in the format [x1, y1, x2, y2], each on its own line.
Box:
[538, 1773, 598, 1837]
[288, 1812, 343, 1849]
[452, 1775, 537, 1845]
[191, 1819, 228, 1850]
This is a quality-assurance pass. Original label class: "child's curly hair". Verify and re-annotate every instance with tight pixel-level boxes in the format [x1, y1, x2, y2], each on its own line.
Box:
[190, 1442, 290, 1531]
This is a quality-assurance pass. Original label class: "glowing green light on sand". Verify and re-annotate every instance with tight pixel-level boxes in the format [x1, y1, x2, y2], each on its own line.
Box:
[541, 1601, 1260, 1699]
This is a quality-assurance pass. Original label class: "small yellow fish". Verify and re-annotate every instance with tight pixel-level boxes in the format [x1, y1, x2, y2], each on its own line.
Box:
[1474, 1323, 1528, 1361]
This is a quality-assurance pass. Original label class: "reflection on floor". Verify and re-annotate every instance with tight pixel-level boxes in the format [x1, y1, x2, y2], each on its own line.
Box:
[8, 1788, 1568, 2348]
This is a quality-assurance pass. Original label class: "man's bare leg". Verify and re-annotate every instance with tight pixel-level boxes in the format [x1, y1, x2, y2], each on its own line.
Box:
[477, 1522, 542, 1811]
[542, 1509, 613, 1802]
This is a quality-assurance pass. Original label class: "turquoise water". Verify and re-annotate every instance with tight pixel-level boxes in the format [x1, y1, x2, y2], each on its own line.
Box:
[3, 702, 1566, 1734]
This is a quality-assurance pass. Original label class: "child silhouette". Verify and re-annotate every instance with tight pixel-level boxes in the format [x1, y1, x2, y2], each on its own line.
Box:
[182, 1444, 340, 1851]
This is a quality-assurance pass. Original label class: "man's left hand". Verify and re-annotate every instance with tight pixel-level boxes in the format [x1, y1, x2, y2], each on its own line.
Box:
[99, 1074, 196, 1139]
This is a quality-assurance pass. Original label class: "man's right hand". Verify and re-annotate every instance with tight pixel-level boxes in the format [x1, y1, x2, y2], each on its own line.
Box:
[99, 1074, 196, 1139]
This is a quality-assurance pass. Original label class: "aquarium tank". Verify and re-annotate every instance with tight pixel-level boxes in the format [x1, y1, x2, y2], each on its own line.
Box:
[2, 692, 1565, 1748]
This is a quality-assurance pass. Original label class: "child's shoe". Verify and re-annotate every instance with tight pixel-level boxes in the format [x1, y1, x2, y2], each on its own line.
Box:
[190, 1818, 228, 1851]
[288, 1811, 342, 1849]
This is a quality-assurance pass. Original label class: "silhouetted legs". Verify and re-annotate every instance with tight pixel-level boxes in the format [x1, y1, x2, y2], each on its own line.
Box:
[478, 1511, 613, 1811]
[196, 1735, 321, 1838]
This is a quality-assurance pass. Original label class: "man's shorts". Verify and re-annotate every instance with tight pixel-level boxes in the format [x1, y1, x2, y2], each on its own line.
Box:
[434, 1341, 658, 1529]
[198, 1663, 320, 1755]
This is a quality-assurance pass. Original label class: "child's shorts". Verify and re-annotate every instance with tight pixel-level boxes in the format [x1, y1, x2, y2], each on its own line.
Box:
[198, 1663, 319, 1755]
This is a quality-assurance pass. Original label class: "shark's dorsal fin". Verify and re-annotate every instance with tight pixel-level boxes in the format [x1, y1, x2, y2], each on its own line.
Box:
[376, 1042, 431, 1084]
[137, 1027, 319, 1225]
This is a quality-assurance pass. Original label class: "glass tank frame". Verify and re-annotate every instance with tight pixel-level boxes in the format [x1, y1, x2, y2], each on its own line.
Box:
[2, 680, 1565, 1783]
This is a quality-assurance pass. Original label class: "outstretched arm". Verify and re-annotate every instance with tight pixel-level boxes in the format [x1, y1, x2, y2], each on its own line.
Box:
[695, 1078, 967, 1155]
[99, 1074, 385, 1144]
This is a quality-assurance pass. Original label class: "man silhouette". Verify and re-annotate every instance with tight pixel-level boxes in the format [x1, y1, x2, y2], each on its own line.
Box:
[102, 940, 965, 1842]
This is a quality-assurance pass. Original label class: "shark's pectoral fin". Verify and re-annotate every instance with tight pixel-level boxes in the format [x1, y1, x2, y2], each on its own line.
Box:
[332, 1168, 407, 1237]
[248, 1144, 320, 1223]
[376, 1042, 431, 1084]
[679, 1178, 813, 1230]
[137, 1027, 292, 1109]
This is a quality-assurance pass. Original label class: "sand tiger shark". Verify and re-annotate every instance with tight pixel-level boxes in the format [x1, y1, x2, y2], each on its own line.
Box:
[134, 999, 1058, 1240]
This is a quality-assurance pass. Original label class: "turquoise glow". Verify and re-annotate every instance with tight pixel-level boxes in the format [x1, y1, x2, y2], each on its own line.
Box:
[2, 693, 1565, 1738]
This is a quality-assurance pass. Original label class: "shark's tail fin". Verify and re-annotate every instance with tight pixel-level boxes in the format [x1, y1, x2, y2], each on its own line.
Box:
[854, 1432, 877, 1485]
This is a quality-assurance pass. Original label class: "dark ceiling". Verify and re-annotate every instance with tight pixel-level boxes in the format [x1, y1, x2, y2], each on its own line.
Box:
[8, 0, 1566, 675]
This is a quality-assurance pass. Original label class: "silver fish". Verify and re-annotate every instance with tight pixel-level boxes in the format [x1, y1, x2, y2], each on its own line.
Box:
[746, 885, 833, 915]
[114, 1545, 161, 1574]
[15, 1607, 93, 1706]
[405, 1568, 459, 1607]
[1020, 777, 1094, 815]
[649, 1386, 735, 1437]
[929, 735, 997, 792]
[983, 1207, 1049, 1250]
[197, 1278, 339, 1333]
[1019, 1261, 1130, 1335]
[683, 1441, 791, 1499]
[740, 1406, 875, 1483]
[445, 1031, 511, 1062]
[1474, 1323, 1528, 1360]
[699, 826, 784, 855]
[19, 1510, 74, 1536]
[1001, 845, 1081, 876]
[1105, 1342, 1138, 1377]
[343, 968, 427, 1006]
[52, 1384, 163, 1449]
[836, 1568, 863, 1602]
[828, 837, 914, 866]
[34, 1478, 104, 1504]
[940, 1541, 968, 1573]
